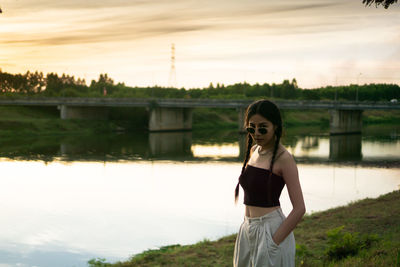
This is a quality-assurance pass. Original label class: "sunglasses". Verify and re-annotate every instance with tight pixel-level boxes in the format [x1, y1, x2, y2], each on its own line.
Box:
[246, 127, 268, 135]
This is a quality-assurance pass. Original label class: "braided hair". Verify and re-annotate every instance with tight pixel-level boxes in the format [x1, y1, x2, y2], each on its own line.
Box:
[234, 99, 283, 203]
[234, 133, 253, 203]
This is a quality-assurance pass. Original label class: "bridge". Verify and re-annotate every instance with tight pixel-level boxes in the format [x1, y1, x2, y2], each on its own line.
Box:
[0, 97, 399, 134]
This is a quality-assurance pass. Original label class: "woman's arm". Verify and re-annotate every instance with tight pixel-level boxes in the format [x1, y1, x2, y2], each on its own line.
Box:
[272, 152, 306, 245]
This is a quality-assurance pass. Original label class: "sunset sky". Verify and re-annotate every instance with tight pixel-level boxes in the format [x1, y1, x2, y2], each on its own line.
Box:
[0, 0, 399, 89]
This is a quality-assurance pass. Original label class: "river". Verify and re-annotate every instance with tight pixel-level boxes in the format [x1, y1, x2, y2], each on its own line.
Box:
[0, 124, 399, 266]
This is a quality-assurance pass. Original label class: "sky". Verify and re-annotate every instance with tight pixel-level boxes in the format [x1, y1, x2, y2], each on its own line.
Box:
[0, 0, 399, 89]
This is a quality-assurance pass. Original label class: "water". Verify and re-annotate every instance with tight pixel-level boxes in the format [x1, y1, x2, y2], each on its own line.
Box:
[0, 125, 399, 266]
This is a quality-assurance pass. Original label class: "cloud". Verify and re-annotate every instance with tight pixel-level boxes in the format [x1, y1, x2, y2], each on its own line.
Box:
[4, 24, 210, 46]
[4, 0, 337, 11]
[3, 0, 154, 12]
[228, 2, 341, 16]
[2, 7, 214, 46]
[2, 0, 349, 47]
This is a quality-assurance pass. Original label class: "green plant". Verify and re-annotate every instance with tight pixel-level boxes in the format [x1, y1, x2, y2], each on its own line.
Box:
[296, 243, 312, 266]
[324, 226, 379, 261]
[87, 258, 112, 267]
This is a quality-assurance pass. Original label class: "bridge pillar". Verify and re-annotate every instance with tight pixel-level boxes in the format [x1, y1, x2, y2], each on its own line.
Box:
[329, 110, 363, 135]
[148, 107, 192, 131]
[329, 134, 362, 161]
[59, 105, 109, 120]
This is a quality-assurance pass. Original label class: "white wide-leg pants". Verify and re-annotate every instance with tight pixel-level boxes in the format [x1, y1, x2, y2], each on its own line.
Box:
[233, 208, 295, 267]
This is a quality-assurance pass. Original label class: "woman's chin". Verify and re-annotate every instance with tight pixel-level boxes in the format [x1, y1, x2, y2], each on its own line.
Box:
[255, 139, 264, 145]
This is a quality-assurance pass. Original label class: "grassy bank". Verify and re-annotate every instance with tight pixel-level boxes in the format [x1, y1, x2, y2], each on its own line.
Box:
[362, 110, 400, 124]
[89, 190, 400, 267]
[0, 106, 146, 137]
[0, 106, 399, 136]
[193, 109, 400, 129]
[193, 109, 331, 129]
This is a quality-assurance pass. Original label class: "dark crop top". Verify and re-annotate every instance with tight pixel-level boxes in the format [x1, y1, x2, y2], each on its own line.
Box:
[238, 165, 285, 207]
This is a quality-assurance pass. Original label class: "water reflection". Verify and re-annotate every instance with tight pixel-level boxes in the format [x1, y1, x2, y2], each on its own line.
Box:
[300, 136, 319, 150]
[192, 144, 239, 158]
[148, 132, 193, 158]
[329, 134, 362, 161]
[0, 125, 398, 164]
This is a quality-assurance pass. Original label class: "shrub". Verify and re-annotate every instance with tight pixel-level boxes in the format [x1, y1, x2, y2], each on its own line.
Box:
[324, 226, 379, 261]
[87, 258, 112, 267]
[296, 243, 312, 266]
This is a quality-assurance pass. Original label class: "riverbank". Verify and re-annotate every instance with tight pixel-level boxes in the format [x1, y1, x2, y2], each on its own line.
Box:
[0, 106, 146, 137]
[0, 106, 399, 136]
[89, 190, 400, 267]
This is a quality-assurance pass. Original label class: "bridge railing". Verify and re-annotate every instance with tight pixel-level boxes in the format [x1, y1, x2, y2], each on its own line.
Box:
[0, 97, 399, 110]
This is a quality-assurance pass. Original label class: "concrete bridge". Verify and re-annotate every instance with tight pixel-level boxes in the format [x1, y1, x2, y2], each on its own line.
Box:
[0, 97, 399, 134]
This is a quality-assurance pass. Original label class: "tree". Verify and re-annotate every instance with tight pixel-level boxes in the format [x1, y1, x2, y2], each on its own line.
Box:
[27, 71, 45, 93]
[90, 73, 115, 95]
[362, 0, 398, 8]
[45, 73, 63, 95]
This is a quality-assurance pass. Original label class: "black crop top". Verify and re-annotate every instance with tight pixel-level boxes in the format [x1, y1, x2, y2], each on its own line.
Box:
[238, 165, 285, 207]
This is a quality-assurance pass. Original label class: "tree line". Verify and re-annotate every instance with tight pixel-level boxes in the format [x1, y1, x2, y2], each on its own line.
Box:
[0, 70, 399, 101]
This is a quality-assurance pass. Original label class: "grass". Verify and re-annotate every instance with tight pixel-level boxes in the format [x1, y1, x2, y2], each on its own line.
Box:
[281, 109, 330, 127]
[0, 106, 141, 137]
[294, 190, 400, 266]
[192, 108, 238, 130]
[89, 190, 400, 267]
[363, 110, 400, 124]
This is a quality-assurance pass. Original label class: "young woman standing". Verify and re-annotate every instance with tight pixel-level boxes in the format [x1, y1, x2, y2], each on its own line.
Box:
[234, 99, 306, 267]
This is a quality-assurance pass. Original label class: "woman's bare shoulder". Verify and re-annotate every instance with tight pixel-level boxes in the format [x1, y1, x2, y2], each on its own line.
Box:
[275, 145, 298, 177]
[276, 145, 296, 165]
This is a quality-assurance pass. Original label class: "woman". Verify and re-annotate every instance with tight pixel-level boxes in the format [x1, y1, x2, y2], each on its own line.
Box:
[233, 99, 306, 267]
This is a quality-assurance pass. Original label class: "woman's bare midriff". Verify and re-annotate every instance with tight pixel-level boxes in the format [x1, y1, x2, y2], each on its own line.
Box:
[245, 205, 280, 218]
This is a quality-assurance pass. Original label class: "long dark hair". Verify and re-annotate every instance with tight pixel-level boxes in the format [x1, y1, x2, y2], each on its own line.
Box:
[234, 99, 283, 203]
